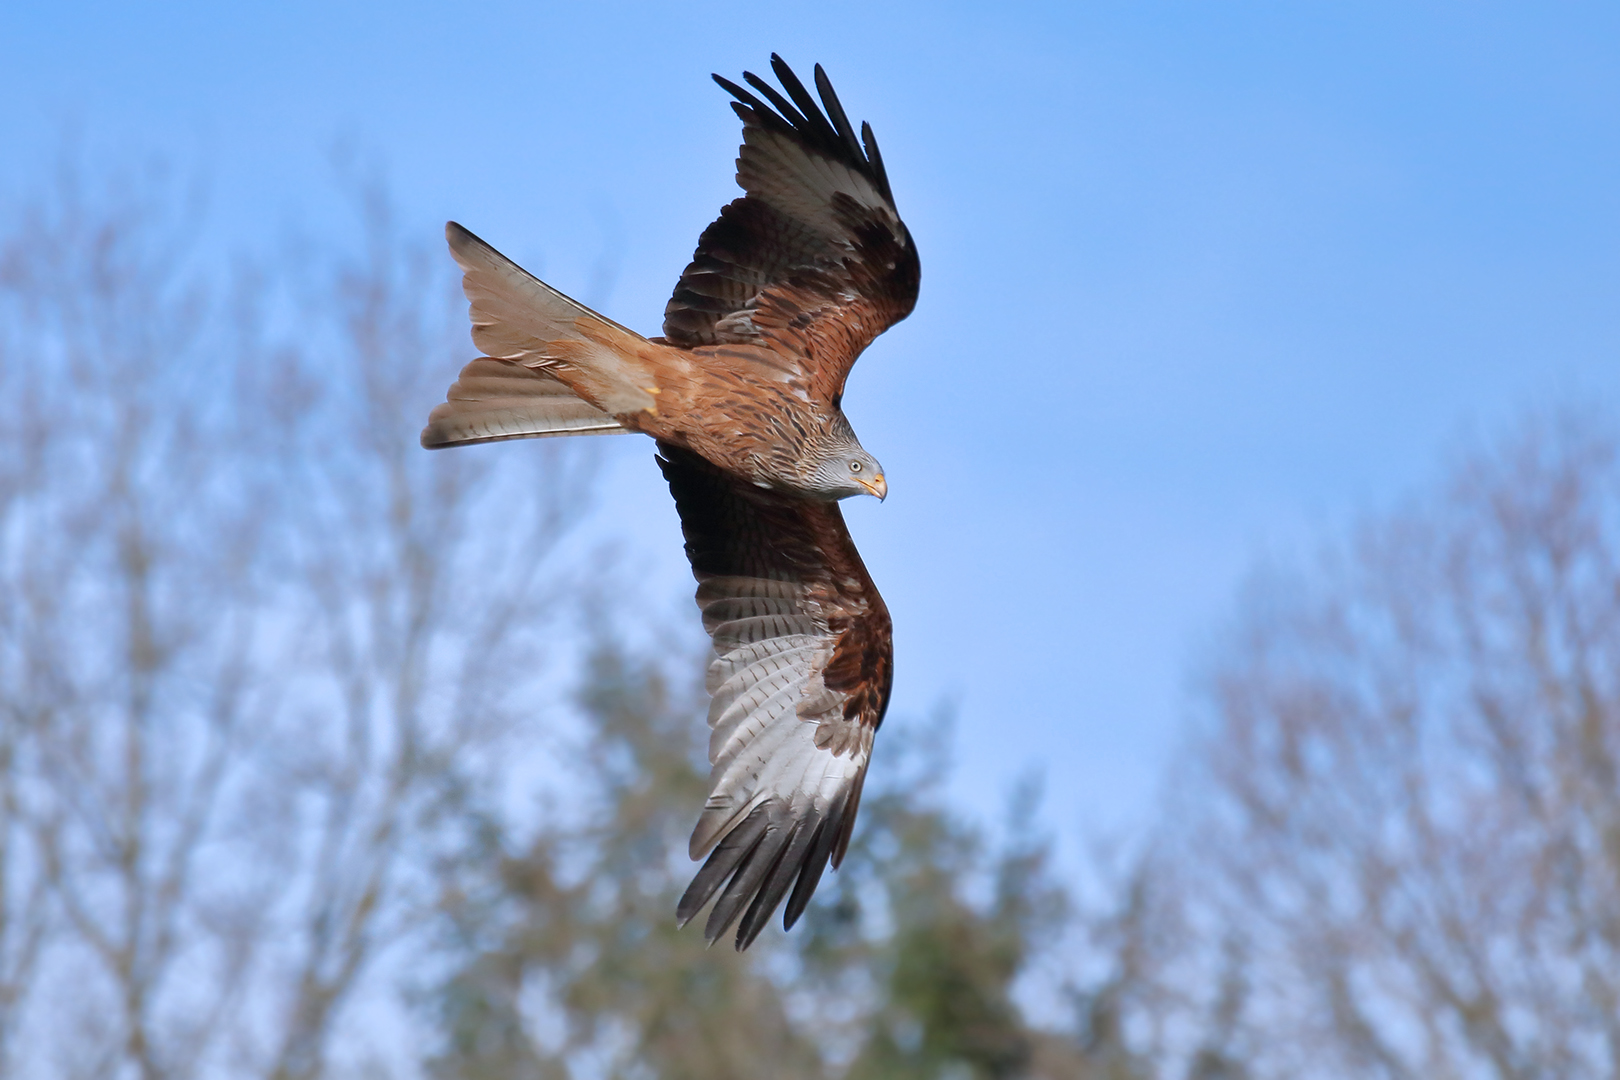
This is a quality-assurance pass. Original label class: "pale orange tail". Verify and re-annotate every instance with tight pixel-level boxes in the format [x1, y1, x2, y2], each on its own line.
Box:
[421, 358, 628, 448]
[423, 222, 663, 449]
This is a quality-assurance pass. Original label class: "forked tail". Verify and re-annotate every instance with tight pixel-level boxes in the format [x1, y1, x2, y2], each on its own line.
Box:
[422, 222, 662, 449]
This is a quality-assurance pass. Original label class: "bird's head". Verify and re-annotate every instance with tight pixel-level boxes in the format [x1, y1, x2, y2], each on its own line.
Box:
[809, 442, 887, 501]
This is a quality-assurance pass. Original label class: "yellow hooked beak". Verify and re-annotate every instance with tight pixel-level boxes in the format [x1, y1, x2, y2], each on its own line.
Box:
[857, 473, 888, 501]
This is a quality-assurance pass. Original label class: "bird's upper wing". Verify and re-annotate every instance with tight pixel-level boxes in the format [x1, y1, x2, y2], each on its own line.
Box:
[657, 443, 892, 950]
[662, 55, 920, 405]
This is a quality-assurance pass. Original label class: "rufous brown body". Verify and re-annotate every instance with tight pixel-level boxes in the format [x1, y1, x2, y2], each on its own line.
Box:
[423, 55, 919, 949]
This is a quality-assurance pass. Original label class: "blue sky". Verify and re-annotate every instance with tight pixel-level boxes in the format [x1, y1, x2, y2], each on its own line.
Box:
[5, 1, 1617, 852]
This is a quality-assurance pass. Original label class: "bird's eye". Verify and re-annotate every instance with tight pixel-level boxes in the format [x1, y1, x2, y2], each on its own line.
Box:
[850, 461, 863, 473]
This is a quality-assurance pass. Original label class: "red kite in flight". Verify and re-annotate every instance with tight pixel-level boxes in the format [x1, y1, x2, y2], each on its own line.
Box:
[423, 56, 919, 949]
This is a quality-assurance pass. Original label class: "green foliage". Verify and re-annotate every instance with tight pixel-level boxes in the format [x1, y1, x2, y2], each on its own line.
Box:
[828, 759, 1064, 1079]
[429, 643, 1085, 1079]
[432, 646, 822, 1079]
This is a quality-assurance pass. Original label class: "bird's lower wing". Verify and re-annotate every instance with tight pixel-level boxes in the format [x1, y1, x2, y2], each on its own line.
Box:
[657, 443, 892, 950]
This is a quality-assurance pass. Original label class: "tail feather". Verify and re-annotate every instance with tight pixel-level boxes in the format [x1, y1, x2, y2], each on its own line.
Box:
[444, 221, 661, 417]
[420, 359, 628, 448]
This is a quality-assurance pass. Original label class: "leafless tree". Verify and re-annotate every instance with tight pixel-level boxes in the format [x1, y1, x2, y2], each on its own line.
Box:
[1098, 411, 1620, 1079]
[36, 148, 1614, 1080]
[0, 156, 1096, 1080]
[0, 162, 598, 1079]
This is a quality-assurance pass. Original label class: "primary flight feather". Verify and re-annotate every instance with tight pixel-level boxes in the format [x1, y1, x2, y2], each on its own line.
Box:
[423, 55, 918, 949]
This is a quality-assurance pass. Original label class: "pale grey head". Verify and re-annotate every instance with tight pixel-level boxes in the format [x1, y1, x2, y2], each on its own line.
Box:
[805, 436, 886, 501]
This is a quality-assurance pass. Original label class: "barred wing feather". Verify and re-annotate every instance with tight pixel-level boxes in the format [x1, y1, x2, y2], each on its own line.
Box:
[657, 443, 892, 949]
[663, 55, 920, 406]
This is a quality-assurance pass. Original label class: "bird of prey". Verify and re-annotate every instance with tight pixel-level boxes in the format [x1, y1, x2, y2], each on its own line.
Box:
[422, 55, 919, 949]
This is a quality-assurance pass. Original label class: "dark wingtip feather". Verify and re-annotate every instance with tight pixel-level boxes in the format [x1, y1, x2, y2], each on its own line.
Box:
[676, 806, 769, 928]
[713, 75, 767, 119]
[716, 56, 894, 203]
[711, 72, 750, 102]
[813, 64, 867, 167]
[860, 122, 893, 202]
[767, 54, 841, 149]
[782, 815, 841, 931]
[735, 817, 819, 949]
[743, 70, 810, 130]
[704, 821, 791, 944]
[673, 789, 864, 950]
